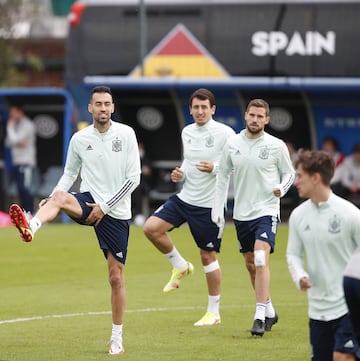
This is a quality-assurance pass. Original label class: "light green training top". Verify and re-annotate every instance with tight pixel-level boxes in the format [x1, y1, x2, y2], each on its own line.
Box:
[53, 121, 141, 219]
[213, 130, 295, 221]
[287, 192, 360, 321]
[177, 118, 235, 208]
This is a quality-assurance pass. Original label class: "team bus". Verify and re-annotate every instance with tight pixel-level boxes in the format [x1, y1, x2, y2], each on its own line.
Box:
[66, 0, 360, 167]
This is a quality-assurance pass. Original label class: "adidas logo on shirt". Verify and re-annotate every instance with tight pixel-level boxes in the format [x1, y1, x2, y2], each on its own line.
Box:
[305, 225, 311, 231]
[86, 145, 93, 150]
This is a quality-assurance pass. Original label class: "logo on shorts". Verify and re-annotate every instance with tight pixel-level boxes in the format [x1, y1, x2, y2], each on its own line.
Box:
[206, 242, 214, 248]
[116, 252, 124, 259]
[112, 139, 122, 152]
[328, 215, 341, 234]
[344, 340, 354, 348]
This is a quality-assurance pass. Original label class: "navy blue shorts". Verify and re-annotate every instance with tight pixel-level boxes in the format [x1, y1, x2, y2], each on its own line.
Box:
[234, 215, 278, 253]
[153, 194, 222, 252]
[310, 314, 359, 360]
[344, 276, 360, 352]
[71, 192, 130, 264]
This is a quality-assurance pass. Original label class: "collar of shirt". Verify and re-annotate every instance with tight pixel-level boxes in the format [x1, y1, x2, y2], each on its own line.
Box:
[195, 118, 214, 129]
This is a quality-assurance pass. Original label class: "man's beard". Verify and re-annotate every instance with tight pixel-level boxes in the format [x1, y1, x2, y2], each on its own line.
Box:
[246, 125, 263, 135]
[96, 116, 109, 125]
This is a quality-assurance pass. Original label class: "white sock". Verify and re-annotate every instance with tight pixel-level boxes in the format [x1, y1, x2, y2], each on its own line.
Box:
[254, 303, 266, 321]
[207, 295, 220, 315]
[265, 298, 276, 318]
[164, 246, 187, 269]
[111, 323, 123, 341]
[29, 217, 42, 234]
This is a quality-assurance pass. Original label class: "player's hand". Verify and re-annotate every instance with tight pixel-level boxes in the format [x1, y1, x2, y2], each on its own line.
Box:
[39, 197, 51, 208]
[211, 208, 224, 228]
[299, 277, 311, 291]
[196, 161, 213, 173]
[85, 202, 104, 226]
[171, 167, 184, 182]
[273, 187, 281, 197]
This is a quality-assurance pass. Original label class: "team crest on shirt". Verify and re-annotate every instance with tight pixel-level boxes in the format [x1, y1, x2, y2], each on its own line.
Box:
[205, 135, 214, 148]
[328, 215, 341, 234]
[259, 146, 270, 160]
[112, 138, 122, 152]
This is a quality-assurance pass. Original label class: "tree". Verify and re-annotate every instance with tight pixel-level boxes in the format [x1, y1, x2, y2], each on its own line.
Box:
[0, 0, 44, 87]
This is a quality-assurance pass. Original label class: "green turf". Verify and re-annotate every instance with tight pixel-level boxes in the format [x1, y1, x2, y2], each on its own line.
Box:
[0, 221, 309, 361]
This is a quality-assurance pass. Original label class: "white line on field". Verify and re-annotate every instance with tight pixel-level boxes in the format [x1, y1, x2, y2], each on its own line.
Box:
[0, 306, 200, 325]
[0, 303, 306, 325]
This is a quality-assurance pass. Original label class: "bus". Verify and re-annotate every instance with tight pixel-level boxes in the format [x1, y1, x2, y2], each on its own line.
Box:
[65, 0, 360, 177]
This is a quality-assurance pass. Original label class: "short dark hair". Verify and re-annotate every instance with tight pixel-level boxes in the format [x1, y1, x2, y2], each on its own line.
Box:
[295, 150, 335, 186]
[8, 104, 25, 113]
[91, 86, 113, 100]
[189, 88, 216, 107]
[352, 143, 360, 154]
[322, 136, 339, 150]
[246, 99, 270, 117]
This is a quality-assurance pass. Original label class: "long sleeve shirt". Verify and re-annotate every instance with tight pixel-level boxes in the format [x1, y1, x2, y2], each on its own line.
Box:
[176, 118, 235, 208]
[340, 155, 360, 189]
[213, 130, 295, 221]
[53, 121, 141, 220]
[287, 192, 360, 321]
[5, 117, 36, 167]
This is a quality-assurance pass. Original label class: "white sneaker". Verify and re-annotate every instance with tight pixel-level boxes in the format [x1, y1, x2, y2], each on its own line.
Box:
[108, 338, 125, 355]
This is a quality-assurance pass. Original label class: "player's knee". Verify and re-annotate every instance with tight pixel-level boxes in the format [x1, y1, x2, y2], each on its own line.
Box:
[109, 273, 123, 289]
[51, 190, 69, 207]
[245, 260, 256, 275]
[203, 260, 220, 273]
[200, 249, 216, 265]
[254, 250, 266, 267]
[143, 220, 154, 239]
[143, 216, 170, 242]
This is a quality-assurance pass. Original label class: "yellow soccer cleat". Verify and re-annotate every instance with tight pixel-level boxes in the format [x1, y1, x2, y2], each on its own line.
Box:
[194, 311, 221, 326]
[163, 262, 194, 293]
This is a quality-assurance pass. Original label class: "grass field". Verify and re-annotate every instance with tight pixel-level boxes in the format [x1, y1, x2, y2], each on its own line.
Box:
[0, 221, 309, 361]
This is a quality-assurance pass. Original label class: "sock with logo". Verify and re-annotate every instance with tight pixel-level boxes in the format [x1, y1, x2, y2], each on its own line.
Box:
[207, 295, 220, 315]
[265, 298, 276, 318]
[111, 323, 123, 342]
[254, 303, 266, 321]
[165, 246, 187, 269]
[29, 216, 42, 234]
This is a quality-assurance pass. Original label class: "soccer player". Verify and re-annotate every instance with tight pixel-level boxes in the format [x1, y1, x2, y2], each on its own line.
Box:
[212, 98, 295, 336]
[287, 150, 360, 361]
[344, 245, 360, 350]
[9, 86, 141, 355]
[5, 105, 37, 213]
[143, 88, 235, 326]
